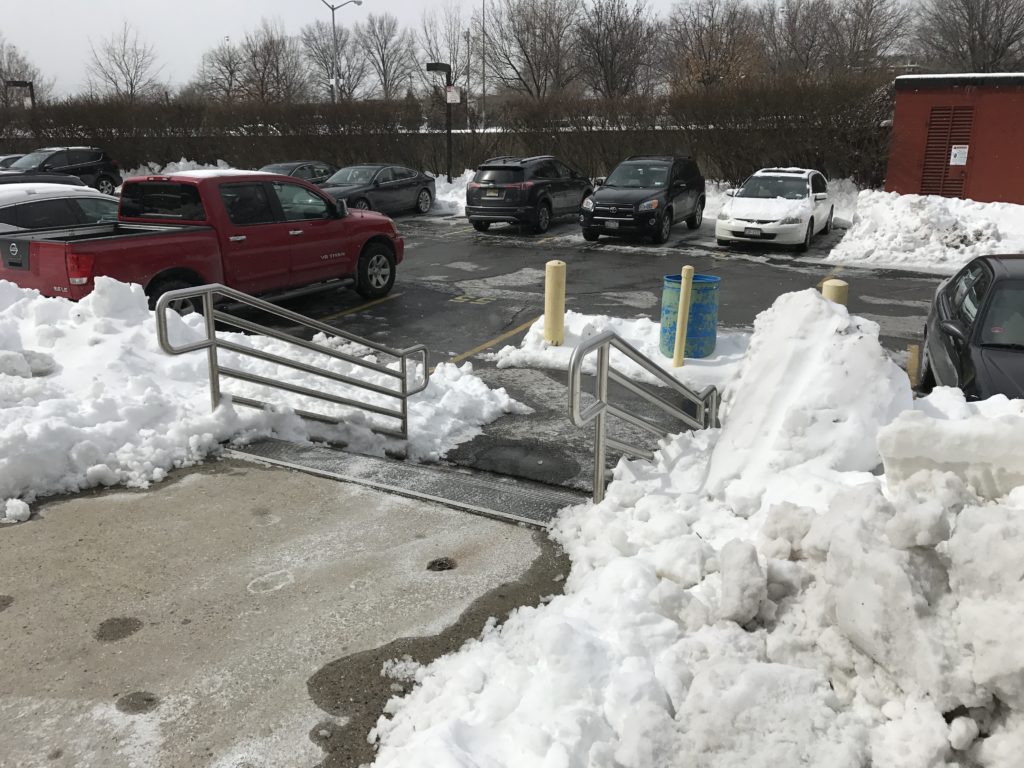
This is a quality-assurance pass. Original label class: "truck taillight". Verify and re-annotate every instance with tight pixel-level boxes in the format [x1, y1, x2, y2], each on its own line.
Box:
[467, 182, 480, 189]
[67, 252, 95, 286]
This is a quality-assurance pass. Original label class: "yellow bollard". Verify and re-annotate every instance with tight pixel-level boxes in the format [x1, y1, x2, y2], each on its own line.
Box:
[544, 260, 566, 346]
[906, 343, 921, 388]
[821, 278, 849, 306]
[673, 265, 695, 367]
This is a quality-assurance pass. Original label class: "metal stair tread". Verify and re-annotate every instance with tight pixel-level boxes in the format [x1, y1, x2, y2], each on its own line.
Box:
[228, 438, 587, 528]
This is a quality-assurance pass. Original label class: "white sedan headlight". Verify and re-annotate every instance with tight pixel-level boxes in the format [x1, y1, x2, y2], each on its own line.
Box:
[582, 197, 595, 211]
[779, 216, 804, 225]
[638, 199, 659, 211]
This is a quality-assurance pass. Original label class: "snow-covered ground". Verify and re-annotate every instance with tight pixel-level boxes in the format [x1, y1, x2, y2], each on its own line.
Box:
[826, 191, 1024, 274]
[0, 278, 524, 521]
[370, 290, 1024, 768]
[490, 310, 750, 392]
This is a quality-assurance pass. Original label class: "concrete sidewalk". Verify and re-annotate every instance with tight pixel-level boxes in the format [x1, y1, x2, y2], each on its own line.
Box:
[0, 458, 567, 768]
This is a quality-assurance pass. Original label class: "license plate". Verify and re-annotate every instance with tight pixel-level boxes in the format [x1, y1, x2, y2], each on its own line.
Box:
[605, 221, 619, 229]
[744, 227, 761, 237]
[484, 189, 501, 198]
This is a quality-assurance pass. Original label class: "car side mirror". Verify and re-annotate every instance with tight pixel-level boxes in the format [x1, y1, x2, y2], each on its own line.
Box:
[41, 163, 53, 171]
[328, 198, 347, 218]
[940, 318, 968, 343]
[814, 192, 828, 201]
[594, 176, 606, 186]
[725, 189, 736, 197]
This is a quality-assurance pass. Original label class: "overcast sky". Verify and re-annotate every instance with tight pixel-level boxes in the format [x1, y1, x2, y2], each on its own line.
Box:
[8, 0, 678, 96]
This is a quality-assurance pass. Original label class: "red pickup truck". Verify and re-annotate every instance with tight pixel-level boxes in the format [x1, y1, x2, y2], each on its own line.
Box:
[0, 170, 404, 310]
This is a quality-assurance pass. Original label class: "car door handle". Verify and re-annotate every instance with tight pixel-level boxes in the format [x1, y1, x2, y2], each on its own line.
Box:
[228, 235, 247, 242]
[289, 229, 304, 236]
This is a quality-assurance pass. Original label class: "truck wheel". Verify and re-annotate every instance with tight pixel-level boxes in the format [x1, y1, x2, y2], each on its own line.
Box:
[148, 279, 203, 316]
[471, 221, 490, 232]
[356, 243, 396, 299]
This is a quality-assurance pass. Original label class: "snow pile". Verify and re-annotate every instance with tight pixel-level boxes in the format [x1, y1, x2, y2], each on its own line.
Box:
[0, 278, 523, 520]
[121, 157, 235, 181]
[826, 190, 1024, 273]
[370, 289, 1024, 767]
[430, 169, 474, 215]
[492, 310, 750, 391]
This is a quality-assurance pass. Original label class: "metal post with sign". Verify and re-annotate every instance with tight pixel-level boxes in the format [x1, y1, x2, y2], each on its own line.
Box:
[426, 62, 453, 183]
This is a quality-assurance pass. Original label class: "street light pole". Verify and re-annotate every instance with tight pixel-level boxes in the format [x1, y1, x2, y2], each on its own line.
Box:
[426, 62, 453, 183]
[320, 0, 363, 104]
[481, 0, 486, 130]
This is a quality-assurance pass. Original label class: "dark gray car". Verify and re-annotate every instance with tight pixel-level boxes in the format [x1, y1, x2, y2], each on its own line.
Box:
[320, 164, 436, 215]
[921, 254, 1024, 400]
[259, 160, 337, 185]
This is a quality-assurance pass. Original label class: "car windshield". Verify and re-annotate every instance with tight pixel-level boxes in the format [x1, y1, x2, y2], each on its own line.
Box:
[737, 176, 809, 200]
[604, 162, 669, 189]
[980, 281, 1024, 347]
[326, 166, 380, 185]
[9, 151, 53, 170]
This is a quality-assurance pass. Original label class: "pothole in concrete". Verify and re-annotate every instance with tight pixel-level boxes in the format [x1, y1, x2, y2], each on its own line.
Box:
[115, 691, 160, 715]
[95, 617, 143, 642]
[426, 557, 456, 572]
[0, 595, 13, 612]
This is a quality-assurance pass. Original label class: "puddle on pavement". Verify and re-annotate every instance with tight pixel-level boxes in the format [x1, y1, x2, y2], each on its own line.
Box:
[115, 691, 160, 714]
[95, 617, 143, 642]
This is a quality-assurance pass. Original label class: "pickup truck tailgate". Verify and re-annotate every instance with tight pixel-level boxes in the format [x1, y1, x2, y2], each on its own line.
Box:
[0, 235, 75, 299]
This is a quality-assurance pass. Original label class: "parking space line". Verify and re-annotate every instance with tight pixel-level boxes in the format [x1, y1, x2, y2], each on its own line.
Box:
[447, 315, 541, 366]
[319, 293, 403, 322]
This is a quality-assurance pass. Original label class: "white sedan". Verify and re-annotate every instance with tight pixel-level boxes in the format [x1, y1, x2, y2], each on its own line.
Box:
[715, 168, 834, 251]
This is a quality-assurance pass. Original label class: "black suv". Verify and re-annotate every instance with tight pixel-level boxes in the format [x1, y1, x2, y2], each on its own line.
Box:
[4, 147, 122, 195]
[580, 156, 705, 244]
[466, 155, 593, 234]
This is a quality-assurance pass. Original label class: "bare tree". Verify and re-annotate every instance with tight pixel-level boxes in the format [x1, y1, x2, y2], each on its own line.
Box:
[86, 22, 164, 103]
[667, 0, 760, 91]
[193, 40, 245, 104]
[240, 19, 310, 104]
[418, 2, 471, 92]
[0, 35, 52, 107]
[478, 0, 584, 100]
[300, 19, 369, 101]
[359, 13, 416, 100]
[577, 0, 658, 98]
[825, 0, 911, 72]
[915, 0, 1024, 71]
[756, 0, 836, 81]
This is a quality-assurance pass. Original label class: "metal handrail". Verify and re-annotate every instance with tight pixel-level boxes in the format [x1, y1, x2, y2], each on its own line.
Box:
[155, 283, 428, 440]
[568, 330, 719, 503]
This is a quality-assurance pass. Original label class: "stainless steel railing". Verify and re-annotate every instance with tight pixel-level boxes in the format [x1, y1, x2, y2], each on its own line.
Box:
[155, 283, 428, 440]
[568, 330, 719, 503]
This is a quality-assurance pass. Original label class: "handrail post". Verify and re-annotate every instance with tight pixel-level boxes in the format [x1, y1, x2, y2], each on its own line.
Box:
[593, 343, 610, 503]
[203, 289, 221, 411]
[400, 355, 409, 439]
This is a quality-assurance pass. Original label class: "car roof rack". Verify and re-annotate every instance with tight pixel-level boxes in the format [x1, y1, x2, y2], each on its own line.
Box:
[624, 155, 689, 162]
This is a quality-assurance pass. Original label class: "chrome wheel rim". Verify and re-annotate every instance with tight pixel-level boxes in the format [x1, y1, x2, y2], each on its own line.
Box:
[98, 179, 115, 195]
[418, 190, 431, 212]
[355, 199, 370, 210]
[661, 214, 671, 240]
[695, 205, 703, 227]
[367, 254, 391, 289]
[538, 206, 549, 230]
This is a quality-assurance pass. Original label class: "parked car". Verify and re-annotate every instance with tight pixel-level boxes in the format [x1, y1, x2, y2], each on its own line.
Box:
[715, 168, 833, 251]
[0, 171, 403, 313]
[0, 183, 119, 234]
[3, 147, 122, 195]
[920, 255, 1024, 400]
[259, 160, 337, 185]
[0, 171, 86, 187]
[0, 154, 24, 168]
[579, 155, 705, 244]
[466, 155, 593, 234]
[320, 164, 435, 216]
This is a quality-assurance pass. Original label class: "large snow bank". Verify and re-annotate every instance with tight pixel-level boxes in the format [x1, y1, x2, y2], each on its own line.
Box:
[121, 157, 235, 181]
[370, 289, 1024, 767]
[0, 278, 523, 520]
[826, 190, 1024, 273]
[491, 310, 750, 391]
[431, 169, 474, 215]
